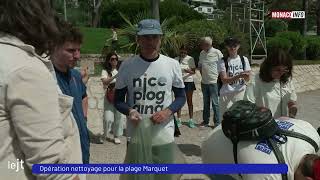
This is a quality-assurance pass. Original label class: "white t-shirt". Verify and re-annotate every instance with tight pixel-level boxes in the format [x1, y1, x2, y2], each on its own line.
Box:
[218, 55, 251, 95]
[101, 69, 118, 90]
[244, 74, 297, 118]
[202, 118, 320, 180]
[112, 30, 117, 41]
[198, 47, 223, 84]
[174, 55, 196, 82]
[116, 54, 184, 146]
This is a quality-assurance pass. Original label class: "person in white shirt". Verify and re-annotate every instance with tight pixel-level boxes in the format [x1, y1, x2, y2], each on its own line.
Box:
[244, 49, 297, 118]
[218, 37, 251, 121]
[111, 26, 118, 51]
[198, 37, 223, 127]
[101, 52, 124, 144]
[175, 45, 197, 128]
[114, 19, 186, 171]
[202, 102, 320, 180]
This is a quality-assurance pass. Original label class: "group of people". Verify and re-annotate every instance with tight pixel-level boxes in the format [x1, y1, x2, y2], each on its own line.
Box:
[1, 0, 319, 179]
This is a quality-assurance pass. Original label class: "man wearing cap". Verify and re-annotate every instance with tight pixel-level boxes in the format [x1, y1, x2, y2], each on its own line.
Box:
[198, 36, 223, 127]
[217, 37, 251, 120]
[201, 101, 320, 180]
[114, 19, 186, 162]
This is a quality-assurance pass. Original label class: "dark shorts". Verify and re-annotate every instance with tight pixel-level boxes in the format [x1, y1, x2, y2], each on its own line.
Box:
[184, 82, 196, 92]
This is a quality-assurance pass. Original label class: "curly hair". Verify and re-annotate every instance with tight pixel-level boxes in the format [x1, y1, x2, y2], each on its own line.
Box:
[0, 0, 59, 55]
[259, 49, 293, 84]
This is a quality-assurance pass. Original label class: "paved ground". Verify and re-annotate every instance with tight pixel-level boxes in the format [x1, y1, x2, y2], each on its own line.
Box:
[88, 90, 320, 180]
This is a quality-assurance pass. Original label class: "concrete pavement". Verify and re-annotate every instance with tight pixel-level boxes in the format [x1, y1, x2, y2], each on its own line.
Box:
[88, 90, 320, 180]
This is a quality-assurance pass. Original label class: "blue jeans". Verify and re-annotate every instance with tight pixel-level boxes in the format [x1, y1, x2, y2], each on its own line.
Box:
[201, 83, 220, 125]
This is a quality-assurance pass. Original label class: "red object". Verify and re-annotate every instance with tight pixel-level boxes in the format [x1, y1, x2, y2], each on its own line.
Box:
[106, 88, 115, 104]
[313, 159, 320, 180]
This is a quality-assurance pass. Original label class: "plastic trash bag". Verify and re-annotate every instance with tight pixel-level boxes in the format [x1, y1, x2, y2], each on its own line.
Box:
[120, 118, 185, 180]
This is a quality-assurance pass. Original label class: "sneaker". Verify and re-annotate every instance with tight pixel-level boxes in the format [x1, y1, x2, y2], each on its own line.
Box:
[176, 118, 182, 127]
[114, 137, 121, 144]
[188, 119, 196, 128]
[97, 137, 104, 144]
[199, 121, 209, 128]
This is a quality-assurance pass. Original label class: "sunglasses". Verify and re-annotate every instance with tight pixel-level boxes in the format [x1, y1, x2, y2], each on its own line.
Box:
[110, 57, 118, 61]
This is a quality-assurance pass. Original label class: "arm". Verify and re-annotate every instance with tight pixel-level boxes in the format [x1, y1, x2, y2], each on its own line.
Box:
[80, 65, 89, 85]
[151, 87, 186, 124]
[220, 71, 250, 84]
[114, 87, 142, 126]
[288, 80, 298, 118]
[244, 75, 257, 103]
[101, 75, 117, 86]
[114, 87, 130, 115]
[82, 96, 88, 119]
[8, 66, 75, 179]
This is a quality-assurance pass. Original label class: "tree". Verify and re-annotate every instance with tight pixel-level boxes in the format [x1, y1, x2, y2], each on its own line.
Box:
[151, 0, 160, 20]
[317, 0, 320, 35]
[91, 0, 104, 27]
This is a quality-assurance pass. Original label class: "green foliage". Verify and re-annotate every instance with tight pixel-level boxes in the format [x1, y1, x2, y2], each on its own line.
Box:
[275, 31, 307, 59]
[117, 12, 190, 57]
[174, 20, 227, 47]
[100, 0, 149, 28]
[159, 0, 205, 27]
[79, 27, 109, 54]
[174, 19, 249, 61]
[100, 0, 204, 28]
[293, 60, 320, 65]
[267, 37, 292, 52]
[305, 36, 320, 60]
[265, 19, 288, 37]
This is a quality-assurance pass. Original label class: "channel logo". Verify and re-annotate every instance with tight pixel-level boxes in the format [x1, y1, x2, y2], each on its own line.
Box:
[271, 11, 305, 19]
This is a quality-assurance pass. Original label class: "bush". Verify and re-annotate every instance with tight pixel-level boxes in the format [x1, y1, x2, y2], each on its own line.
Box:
[275, 31, 307, 59]
[173, 20, 227, 64]
[265, 19, 288, 37]
[305, 36, 320, 60]
[159, 0, 205, 27]
[267, 37, 292, 52]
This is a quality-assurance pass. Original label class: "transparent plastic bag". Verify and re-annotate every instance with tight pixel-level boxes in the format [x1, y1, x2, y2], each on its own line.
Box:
[120, 118, 185, 180]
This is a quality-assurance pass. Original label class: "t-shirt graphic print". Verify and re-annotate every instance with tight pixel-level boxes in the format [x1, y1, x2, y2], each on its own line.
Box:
[217, 55, 251, 95]
[116, 55, 184, 145]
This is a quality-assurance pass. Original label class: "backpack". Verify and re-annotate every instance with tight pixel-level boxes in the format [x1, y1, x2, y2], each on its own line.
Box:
[222, 100, 319, 180]
[217, 56, 245, 96]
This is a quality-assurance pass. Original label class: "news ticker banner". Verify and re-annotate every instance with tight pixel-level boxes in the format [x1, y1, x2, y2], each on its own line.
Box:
[32, 164, 288, 174]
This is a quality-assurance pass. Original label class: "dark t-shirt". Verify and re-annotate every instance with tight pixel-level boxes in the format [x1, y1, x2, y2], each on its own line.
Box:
[54, 67, 90, 163]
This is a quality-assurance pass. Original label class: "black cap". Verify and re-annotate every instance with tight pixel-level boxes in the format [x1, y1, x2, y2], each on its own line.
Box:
[224, 37, 240, 47]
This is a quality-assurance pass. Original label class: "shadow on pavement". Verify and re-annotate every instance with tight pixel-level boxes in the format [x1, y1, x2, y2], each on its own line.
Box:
[178, 144, 201, 157]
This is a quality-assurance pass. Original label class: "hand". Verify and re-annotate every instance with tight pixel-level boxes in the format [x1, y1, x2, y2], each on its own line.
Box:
[81, 66, 89, 84]
[150, 108, 172, 124]
[239, 72, 250, 81]
[128, 109, 142, 126]
[288, 101, 297, 118]
[184, 69, 195, 74]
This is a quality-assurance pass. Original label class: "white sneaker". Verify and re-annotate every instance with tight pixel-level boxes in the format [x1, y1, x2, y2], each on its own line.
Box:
[114, 137, 121, 144]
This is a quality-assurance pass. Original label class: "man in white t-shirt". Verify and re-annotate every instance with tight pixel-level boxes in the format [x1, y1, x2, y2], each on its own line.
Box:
[218, 37, 251, 120]
[114, 19, 186, 162]
[198, 36, 223, 127]
[202, 103, 320, 180]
